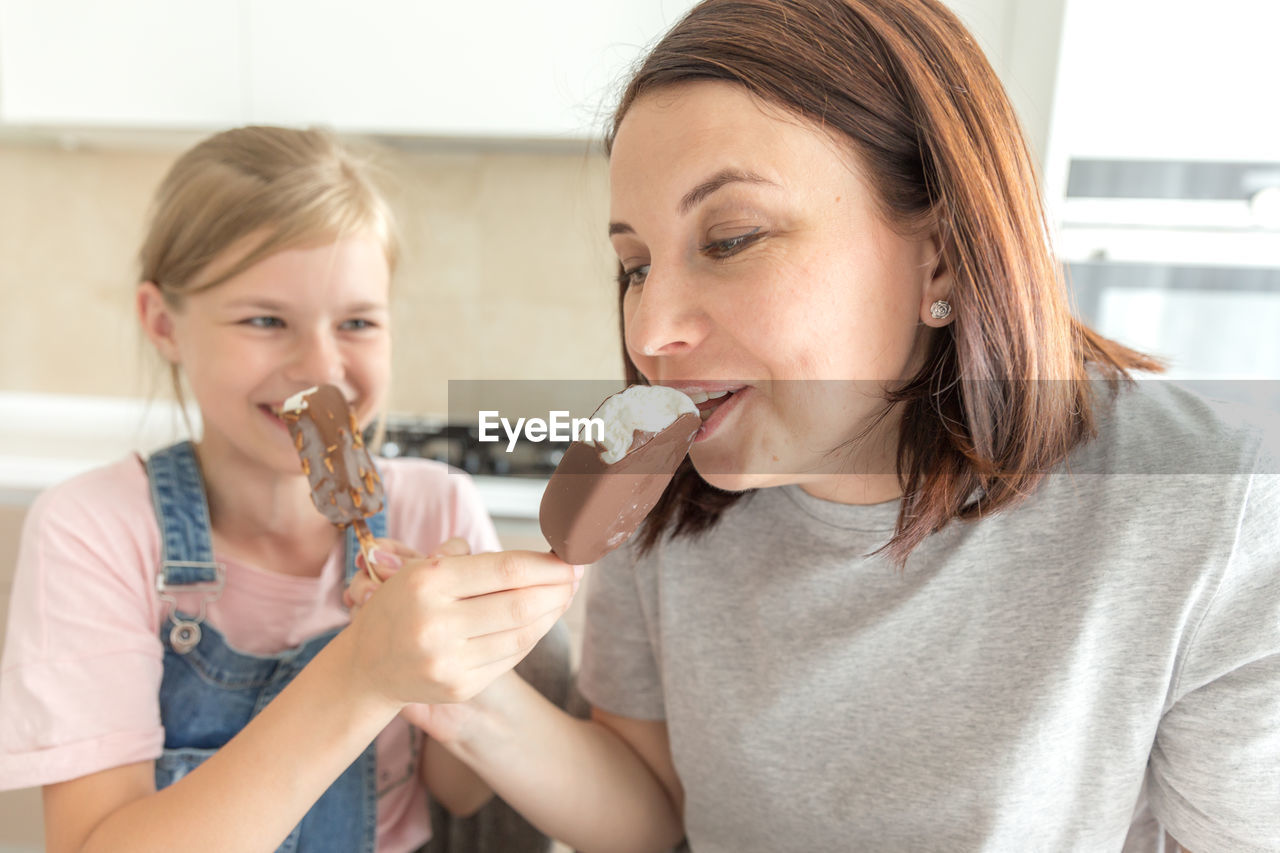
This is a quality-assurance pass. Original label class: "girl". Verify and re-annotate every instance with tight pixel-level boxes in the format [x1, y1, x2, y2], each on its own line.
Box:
[0, 126, 578, 852]
[350, 1, 1279, 851]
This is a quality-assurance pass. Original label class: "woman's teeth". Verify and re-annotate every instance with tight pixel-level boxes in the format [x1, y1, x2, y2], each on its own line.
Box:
[690, 390, 735, 421]
[685, 389, 731, 404]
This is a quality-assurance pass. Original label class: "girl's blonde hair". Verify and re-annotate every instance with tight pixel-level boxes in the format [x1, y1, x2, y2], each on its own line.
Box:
[139, 126, 399, 425]
[141, 125, 398, 301]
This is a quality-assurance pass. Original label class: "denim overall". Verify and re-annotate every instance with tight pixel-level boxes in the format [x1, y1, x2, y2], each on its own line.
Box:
[146, 441, 388, 853]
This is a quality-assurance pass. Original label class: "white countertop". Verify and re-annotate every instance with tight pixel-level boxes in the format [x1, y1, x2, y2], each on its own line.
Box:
[0, 391, 545, 519]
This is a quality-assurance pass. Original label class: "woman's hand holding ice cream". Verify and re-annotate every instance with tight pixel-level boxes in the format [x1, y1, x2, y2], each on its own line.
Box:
[342, 538, 580, 712]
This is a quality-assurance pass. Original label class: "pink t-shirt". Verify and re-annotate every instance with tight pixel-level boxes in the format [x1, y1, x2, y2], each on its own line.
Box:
[0, 454, 502, 852]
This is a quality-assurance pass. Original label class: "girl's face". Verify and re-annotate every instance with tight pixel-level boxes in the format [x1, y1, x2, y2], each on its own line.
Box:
[609, 82, 952, 501]
[140, 232, 391, 479]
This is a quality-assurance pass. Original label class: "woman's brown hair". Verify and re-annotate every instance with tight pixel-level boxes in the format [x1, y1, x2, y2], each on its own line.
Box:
[608, 0, 1160, 565]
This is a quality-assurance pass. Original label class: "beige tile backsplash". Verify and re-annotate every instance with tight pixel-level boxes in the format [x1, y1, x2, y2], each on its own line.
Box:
[0, 139, 624, 417]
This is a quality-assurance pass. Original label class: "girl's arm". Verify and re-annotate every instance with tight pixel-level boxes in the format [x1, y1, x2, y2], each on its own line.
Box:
[42, 549, 577, 853]
[44, 628, 398, 853]
[441, 671, 685, 853]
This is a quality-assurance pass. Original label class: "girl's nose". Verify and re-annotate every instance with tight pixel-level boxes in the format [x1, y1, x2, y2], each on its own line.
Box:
[286, 329, 345, 386]
[623, 266, 707, 363]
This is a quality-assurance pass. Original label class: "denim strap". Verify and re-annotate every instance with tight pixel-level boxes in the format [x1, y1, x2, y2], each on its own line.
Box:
[146, 441, 220, 586]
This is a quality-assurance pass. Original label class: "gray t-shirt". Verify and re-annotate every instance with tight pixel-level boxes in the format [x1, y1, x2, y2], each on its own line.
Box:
[579, 380, 1280, 852]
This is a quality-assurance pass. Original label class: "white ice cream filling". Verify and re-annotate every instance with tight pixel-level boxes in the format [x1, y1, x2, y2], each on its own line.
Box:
[282, 386, 320, 413]
[595, 385, 698, 464]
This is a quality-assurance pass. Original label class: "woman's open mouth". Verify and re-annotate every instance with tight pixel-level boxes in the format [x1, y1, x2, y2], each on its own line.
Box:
[676, 385, 749, 441]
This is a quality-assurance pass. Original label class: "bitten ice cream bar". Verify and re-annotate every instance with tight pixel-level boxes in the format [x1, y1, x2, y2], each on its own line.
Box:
[281, 383, 384, 580]
[539, 385, 700, 565]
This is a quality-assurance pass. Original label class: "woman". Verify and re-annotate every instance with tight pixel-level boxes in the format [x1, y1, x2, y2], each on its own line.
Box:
[352, 1, 1280, 850]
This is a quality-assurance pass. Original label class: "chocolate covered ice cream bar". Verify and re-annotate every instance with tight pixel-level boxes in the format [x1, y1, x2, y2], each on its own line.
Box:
[539, 385, 699, 565]
[281, 384, 384, 580]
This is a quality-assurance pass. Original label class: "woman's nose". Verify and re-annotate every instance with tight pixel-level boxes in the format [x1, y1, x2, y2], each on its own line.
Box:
[623, 266, 707, 362]
[285, 329, 345, 386]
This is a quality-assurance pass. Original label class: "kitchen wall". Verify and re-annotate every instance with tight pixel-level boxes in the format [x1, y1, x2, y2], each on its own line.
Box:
[946, 0, 1065, 173]
[0, 0, 1070, 419]
[0, 137, 624, 416]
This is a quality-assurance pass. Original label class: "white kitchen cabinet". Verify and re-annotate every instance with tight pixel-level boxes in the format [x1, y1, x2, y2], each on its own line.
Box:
[246, 0, 698, 138]
[0, 0, 698, 139]
[0, 0, 241, 127]
[1046, 0, 1280, 197]
[1046, 0, 1280, 400]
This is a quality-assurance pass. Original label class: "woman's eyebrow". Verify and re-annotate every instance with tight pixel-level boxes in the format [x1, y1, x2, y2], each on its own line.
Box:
[608, 168, 779, 236]
[678, 168, 777, 215]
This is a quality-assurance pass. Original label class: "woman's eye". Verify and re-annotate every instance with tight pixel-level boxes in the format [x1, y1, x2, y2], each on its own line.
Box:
[340, 318, 377, 331]
[701, 227, 764, 258]
[616, 264, 651, 288]
[242, 316, 284, 329]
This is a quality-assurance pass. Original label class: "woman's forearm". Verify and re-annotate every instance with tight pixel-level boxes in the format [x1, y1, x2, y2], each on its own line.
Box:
[447, 672, 683, 853]
[423, 733, 493, 816]
[80, 629, 399, 853]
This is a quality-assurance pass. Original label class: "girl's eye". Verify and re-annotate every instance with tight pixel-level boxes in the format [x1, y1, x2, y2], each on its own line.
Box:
[701, 227, 764, 259]
[615, 264, 650, 289]
[243, 316, 284, 329]
[340, 318, 378, 331]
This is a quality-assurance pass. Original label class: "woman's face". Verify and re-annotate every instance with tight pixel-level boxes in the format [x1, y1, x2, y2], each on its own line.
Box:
[609, 81, 952, 501]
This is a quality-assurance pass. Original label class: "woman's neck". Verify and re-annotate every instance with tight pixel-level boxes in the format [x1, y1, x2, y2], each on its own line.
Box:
[799, 473, 903, 505]
[798, 395, 905, 505]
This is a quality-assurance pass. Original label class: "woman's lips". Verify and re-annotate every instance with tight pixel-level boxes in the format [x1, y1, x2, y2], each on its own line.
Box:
[694, 387, 748, 442]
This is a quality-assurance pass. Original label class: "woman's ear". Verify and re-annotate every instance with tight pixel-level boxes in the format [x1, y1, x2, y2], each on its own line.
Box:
[919, 228, 955, 327]
[137, 282, 181, 363]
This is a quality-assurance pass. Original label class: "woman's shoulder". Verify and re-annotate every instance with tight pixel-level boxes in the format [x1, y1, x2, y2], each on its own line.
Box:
[1086, 376, 1278, 478]
[1048, 377, 1280, 568]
